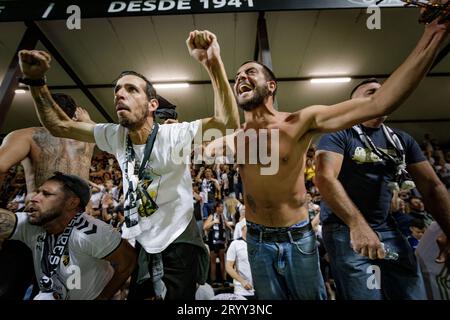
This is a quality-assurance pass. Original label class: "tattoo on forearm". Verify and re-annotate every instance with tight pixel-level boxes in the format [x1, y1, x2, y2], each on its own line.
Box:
[31, 89, 63, 125]
[0, 211, 16, 238]
[246, 195, 257, 213]
[34, 92, 54, 110]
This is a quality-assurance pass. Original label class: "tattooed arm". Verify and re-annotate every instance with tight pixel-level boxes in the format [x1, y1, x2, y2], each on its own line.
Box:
[18, 50, 96, 143]
[0, 209, 17, 241]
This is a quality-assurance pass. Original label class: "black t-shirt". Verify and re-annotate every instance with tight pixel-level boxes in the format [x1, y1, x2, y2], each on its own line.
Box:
[317, 126, 425, 229]
[193, 196, 202, 221]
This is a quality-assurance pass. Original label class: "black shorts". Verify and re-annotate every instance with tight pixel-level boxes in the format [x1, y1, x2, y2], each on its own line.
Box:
[208, 242, 225, 254]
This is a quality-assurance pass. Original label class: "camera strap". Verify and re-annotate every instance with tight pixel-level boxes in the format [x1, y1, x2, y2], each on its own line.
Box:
[40, 212, 82, 287]
[352, 124, 410, 180]
[124, 123, 159, 228]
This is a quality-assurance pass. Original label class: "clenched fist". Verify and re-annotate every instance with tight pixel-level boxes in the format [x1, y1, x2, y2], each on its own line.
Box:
[186, 30, 221, 67]
[18, 50, 51, 80]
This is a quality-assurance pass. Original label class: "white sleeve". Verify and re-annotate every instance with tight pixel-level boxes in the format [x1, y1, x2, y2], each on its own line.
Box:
[75, 219, 122, 259]
[226, 241, 237, 262]
[93, 123, 121, 155]
[170, 120, 201, 148]
[10, 212, 37, 248]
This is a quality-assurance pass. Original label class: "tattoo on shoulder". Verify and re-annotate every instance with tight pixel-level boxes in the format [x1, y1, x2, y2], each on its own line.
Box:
[0, 210, 16, 239]
[246, 195, 257, 213]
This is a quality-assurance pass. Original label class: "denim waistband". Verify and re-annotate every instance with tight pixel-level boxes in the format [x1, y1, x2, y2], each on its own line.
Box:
[246, 219, 312, 243]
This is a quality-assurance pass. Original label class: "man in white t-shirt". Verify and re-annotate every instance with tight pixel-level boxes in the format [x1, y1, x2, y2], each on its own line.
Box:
[226, 224, 255, 299]
[233, 206, 246, 240]
[0, 172, 136, 300]
[18, 30, 240, 299]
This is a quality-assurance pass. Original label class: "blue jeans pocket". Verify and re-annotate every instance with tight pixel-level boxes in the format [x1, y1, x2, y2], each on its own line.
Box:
[293, 232, 316, 255]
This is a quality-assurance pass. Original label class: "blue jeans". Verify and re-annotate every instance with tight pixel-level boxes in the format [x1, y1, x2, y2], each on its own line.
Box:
[322, 223, 426, 300]
[202, 202, 215, 219]
[246, 221, 326, 300]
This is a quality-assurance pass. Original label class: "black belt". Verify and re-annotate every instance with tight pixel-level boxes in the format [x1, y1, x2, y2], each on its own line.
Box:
[247, 223, 312, 242]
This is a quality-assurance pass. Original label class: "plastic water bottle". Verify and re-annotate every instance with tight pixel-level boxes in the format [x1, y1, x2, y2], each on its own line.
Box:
[380, 242, 399, 261]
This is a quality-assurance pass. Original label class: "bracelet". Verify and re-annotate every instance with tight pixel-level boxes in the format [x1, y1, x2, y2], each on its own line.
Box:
[18, 77, 46, 87]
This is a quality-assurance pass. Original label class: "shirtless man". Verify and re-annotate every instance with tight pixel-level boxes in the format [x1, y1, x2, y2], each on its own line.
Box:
[0, 93, 95, 193]
[0, 93, 95, 299]
[207, 15, 449, 299]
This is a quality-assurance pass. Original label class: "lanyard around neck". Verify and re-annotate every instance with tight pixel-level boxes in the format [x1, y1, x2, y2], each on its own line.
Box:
[125, 123, 159, 180]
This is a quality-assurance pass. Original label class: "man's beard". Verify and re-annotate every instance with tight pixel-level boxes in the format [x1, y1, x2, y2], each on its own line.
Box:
[237, 85, 270, 111]
[28, 209, 60, 226]
[119, 108, 149, 130]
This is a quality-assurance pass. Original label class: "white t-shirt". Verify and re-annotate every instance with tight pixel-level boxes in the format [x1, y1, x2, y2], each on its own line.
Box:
[415, 222, 450, 300]
[11, 212, 121, 300]
[233, 218, 246, 240]
[226, 239, 254, 296]
[221, 172, 229, 190]
[90, 185, 104, 209]
[94, 121, 200, 253]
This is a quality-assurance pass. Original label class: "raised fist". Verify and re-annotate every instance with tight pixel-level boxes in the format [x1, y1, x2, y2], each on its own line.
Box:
[18, 50, 51, 80]
[186, 30, 220, 66]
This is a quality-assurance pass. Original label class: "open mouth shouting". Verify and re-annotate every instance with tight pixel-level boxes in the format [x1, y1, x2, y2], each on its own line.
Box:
[237, 82, 254, 97]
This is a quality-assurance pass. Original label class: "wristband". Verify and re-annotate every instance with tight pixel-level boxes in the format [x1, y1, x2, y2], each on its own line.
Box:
[18, 77, 46, 87]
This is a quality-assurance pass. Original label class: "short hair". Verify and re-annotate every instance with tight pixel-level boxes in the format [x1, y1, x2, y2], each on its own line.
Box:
[350, 78, 380, 99]
[51, 93, 76, 118]
[116, 70, 157, 100]
[239, 61, 278, 97]
[410, 218, 425, 230]
[47, 172, 91, 211]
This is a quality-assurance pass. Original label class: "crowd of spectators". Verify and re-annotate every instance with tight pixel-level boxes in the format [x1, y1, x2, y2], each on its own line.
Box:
[1, 131, 449, 300]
